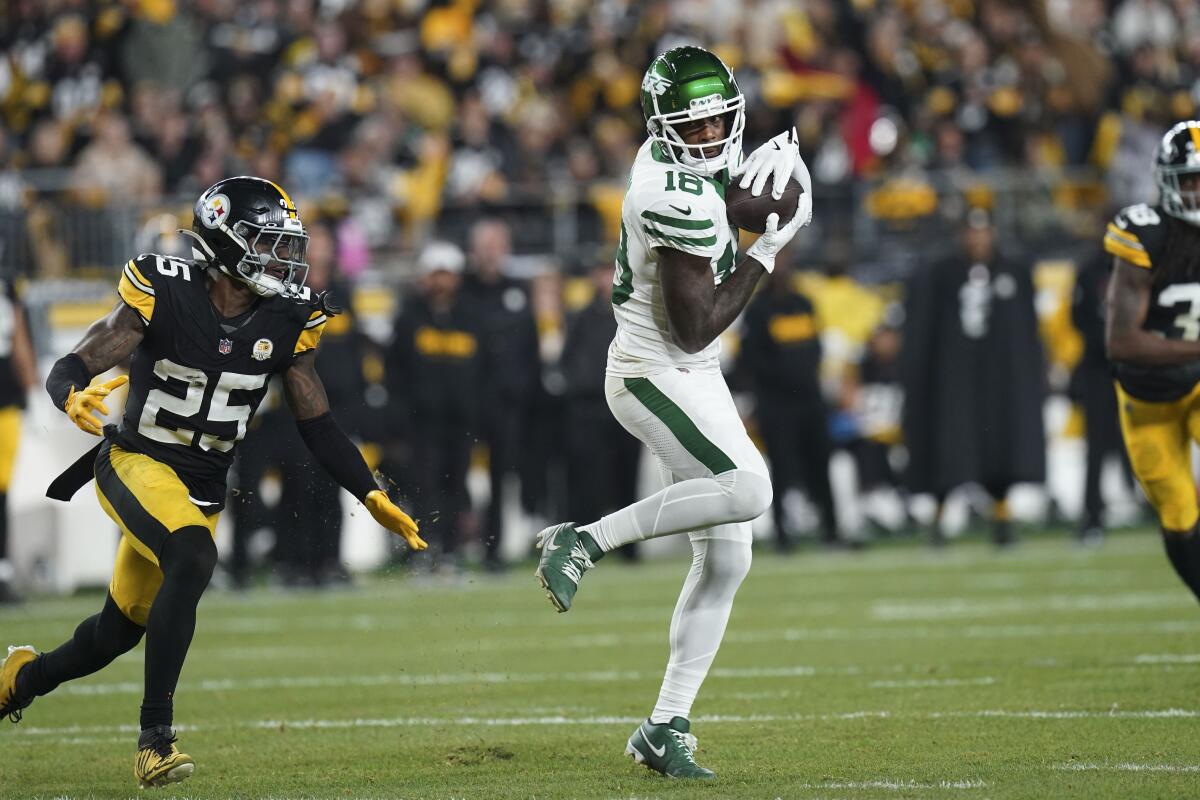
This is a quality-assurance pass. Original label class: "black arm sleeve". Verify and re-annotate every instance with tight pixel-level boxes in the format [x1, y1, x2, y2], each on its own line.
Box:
[46, 353, 92, 412]
[295, 411, 379, 501]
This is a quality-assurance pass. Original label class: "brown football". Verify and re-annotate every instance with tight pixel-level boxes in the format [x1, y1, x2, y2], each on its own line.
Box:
[724, 177, 804, 233]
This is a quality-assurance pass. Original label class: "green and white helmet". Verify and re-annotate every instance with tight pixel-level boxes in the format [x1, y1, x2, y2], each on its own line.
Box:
[640, 45, 745, 176]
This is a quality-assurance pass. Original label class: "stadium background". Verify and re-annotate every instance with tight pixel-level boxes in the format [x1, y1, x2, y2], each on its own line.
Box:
[2, 0, 1196, 590]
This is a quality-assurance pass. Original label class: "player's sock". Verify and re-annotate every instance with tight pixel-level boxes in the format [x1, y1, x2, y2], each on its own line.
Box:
[141, 527, 216, 730]
[1162, 524, 1200, 602]
[649, 532, 751, 723]
[17, 593, 144, 698]
[582, 470, 770, 553]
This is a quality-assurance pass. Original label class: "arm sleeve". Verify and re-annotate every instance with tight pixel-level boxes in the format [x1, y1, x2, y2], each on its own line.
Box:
[296, 411, 379, 501]
[117, 257, 157, 325]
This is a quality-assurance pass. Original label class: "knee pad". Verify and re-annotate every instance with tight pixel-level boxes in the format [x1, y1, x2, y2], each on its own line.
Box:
[717, 470, 774, 521]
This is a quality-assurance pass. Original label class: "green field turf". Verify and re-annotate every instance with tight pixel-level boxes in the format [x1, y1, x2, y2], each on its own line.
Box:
[3, 529, 1200, 800]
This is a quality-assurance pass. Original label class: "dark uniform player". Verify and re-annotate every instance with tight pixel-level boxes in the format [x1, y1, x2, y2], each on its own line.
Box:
[0, 177, 425, 789]
[0, 276, 37, 603]
[1106, 120, 1200, 602]
[739, 265, 839, 548]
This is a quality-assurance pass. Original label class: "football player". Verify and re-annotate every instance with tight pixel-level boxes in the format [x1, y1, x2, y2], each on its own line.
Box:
[1106, 120, 1200, 603]
[534, 46, 812, 779]
[0, 177, 426, 788]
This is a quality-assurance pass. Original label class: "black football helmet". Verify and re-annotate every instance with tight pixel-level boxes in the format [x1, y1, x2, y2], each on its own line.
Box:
[181, 176, 309, 298]
[1155, 121, 1200, 226]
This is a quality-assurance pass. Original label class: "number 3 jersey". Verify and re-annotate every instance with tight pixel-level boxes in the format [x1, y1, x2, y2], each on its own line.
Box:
[111, 253, 327, 508]
[1104, 203, 1200, 401]
[607, 139, 737, 377]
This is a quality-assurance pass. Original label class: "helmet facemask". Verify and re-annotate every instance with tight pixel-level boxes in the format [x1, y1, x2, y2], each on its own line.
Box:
[647, 93, 745, 176]
[1157, 164, 1200, 226]
[184, 217, 310, 298]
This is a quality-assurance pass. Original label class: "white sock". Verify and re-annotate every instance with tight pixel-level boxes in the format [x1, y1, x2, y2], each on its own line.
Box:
[583, 469, 771, 552]
[649, 533, 752, 724]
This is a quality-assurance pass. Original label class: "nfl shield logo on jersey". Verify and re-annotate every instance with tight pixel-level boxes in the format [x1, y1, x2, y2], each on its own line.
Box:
[218, 338, 233, 355]
[252, 338, 274, 361]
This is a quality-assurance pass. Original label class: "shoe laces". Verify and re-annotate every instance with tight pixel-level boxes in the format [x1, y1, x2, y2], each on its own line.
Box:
[560, 541, 594, 583]
[143, 728, 178, 759]
[668, 728, 699, 762]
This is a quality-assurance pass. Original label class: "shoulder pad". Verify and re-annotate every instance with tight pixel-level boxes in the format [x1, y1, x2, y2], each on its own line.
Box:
[1105, 204, 1165, 269]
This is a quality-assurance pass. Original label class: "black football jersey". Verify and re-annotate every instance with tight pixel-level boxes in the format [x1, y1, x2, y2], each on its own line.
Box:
[1105, 203, 1200, 401]
[0, 278, 24, 409]
[110, 253, 327, 508]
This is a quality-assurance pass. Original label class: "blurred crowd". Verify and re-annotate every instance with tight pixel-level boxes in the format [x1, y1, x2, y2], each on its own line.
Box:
[1, 0, 1199, 273]
[0, 0, 1179, 588]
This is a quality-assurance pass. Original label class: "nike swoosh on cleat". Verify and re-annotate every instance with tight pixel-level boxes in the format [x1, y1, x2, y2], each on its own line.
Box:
[641, 728, 667, 758]
[545, 531, 562, 552]
[772, 141, 781, 150]
[668, 204, 692, 216]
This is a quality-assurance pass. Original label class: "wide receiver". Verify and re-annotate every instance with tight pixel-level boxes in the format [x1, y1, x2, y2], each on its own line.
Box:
[1106, 120, 1200, 604]
[535, 46, 811, 778]
[0, 176, 426, 788]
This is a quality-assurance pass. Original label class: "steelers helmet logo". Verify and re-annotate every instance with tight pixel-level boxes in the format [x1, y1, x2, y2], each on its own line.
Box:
[201, 193, 231, 229]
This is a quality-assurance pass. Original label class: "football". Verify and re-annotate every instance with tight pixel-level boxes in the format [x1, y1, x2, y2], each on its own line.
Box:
[724, 177, 804, 233]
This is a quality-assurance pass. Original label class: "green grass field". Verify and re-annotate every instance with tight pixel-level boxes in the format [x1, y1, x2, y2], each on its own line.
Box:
[3, 529, 1200, 799]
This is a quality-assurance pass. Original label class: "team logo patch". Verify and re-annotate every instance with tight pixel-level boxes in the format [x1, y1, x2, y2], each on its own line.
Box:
[252, 338, 274, 361]
[218, 338, 233, 355]
[201, 193, 231, 229]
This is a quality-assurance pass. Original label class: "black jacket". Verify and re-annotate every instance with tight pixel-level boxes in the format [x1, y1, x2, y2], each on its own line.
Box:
[386, 293, 486, 430]
[739, 284, 824, 402]
[900, 254, 1046, 494]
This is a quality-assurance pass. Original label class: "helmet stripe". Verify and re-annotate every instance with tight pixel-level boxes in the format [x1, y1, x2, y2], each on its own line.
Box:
[266, 179, 298, 218]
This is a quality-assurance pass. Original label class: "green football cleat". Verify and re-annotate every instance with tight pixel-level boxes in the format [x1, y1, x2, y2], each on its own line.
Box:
[534, 522, 595, 613]
[625, 717, 715, 779]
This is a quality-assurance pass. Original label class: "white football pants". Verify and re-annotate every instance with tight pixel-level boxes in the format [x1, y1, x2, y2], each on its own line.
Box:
[583, 368, 770, 723]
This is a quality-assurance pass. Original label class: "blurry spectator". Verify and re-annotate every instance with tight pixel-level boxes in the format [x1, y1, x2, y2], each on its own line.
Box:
[560, 257, 641, 561]
[0, 274, 36, 603]
[842, 309, 909, 536]
[900, 208, 1046, 546]
[1070, 238, 1136, 545]
[386, 241, 483, 569]
[739, 258, 841, 550]
[461, 219, 539, 571]
[71, 112, 161, 201]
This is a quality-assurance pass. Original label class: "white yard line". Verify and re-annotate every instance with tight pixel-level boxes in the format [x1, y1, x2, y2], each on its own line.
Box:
[1056, 761, 1200, 773]
[12, 708, 1200, 739]
[869, 677, 996, 689]
[59, 665, 823, 697]
[795, 779, 988, 790]
[872, 591, 1189, 621]
[1133, 653, 1200, 664]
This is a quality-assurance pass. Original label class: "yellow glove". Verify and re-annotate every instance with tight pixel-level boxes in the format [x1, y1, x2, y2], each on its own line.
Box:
[64, 375, 129, 436]
[364, 489, 426, 550]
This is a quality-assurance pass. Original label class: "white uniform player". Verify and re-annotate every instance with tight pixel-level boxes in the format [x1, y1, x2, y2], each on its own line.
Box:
[534, 45, 812, 780]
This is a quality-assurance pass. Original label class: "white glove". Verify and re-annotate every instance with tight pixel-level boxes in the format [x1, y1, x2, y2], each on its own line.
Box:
[730, 127, 813, 200]
[745, 191, 813, 273]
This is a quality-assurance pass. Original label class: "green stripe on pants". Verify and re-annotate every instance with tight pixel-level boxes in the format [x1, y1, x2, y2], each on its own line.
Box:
[624, 376, 736, 475]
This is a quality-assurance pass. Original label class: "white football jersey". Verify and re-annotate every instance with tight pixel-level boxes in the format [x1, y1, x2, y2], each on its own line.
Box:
[606, 139, 738, 377]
